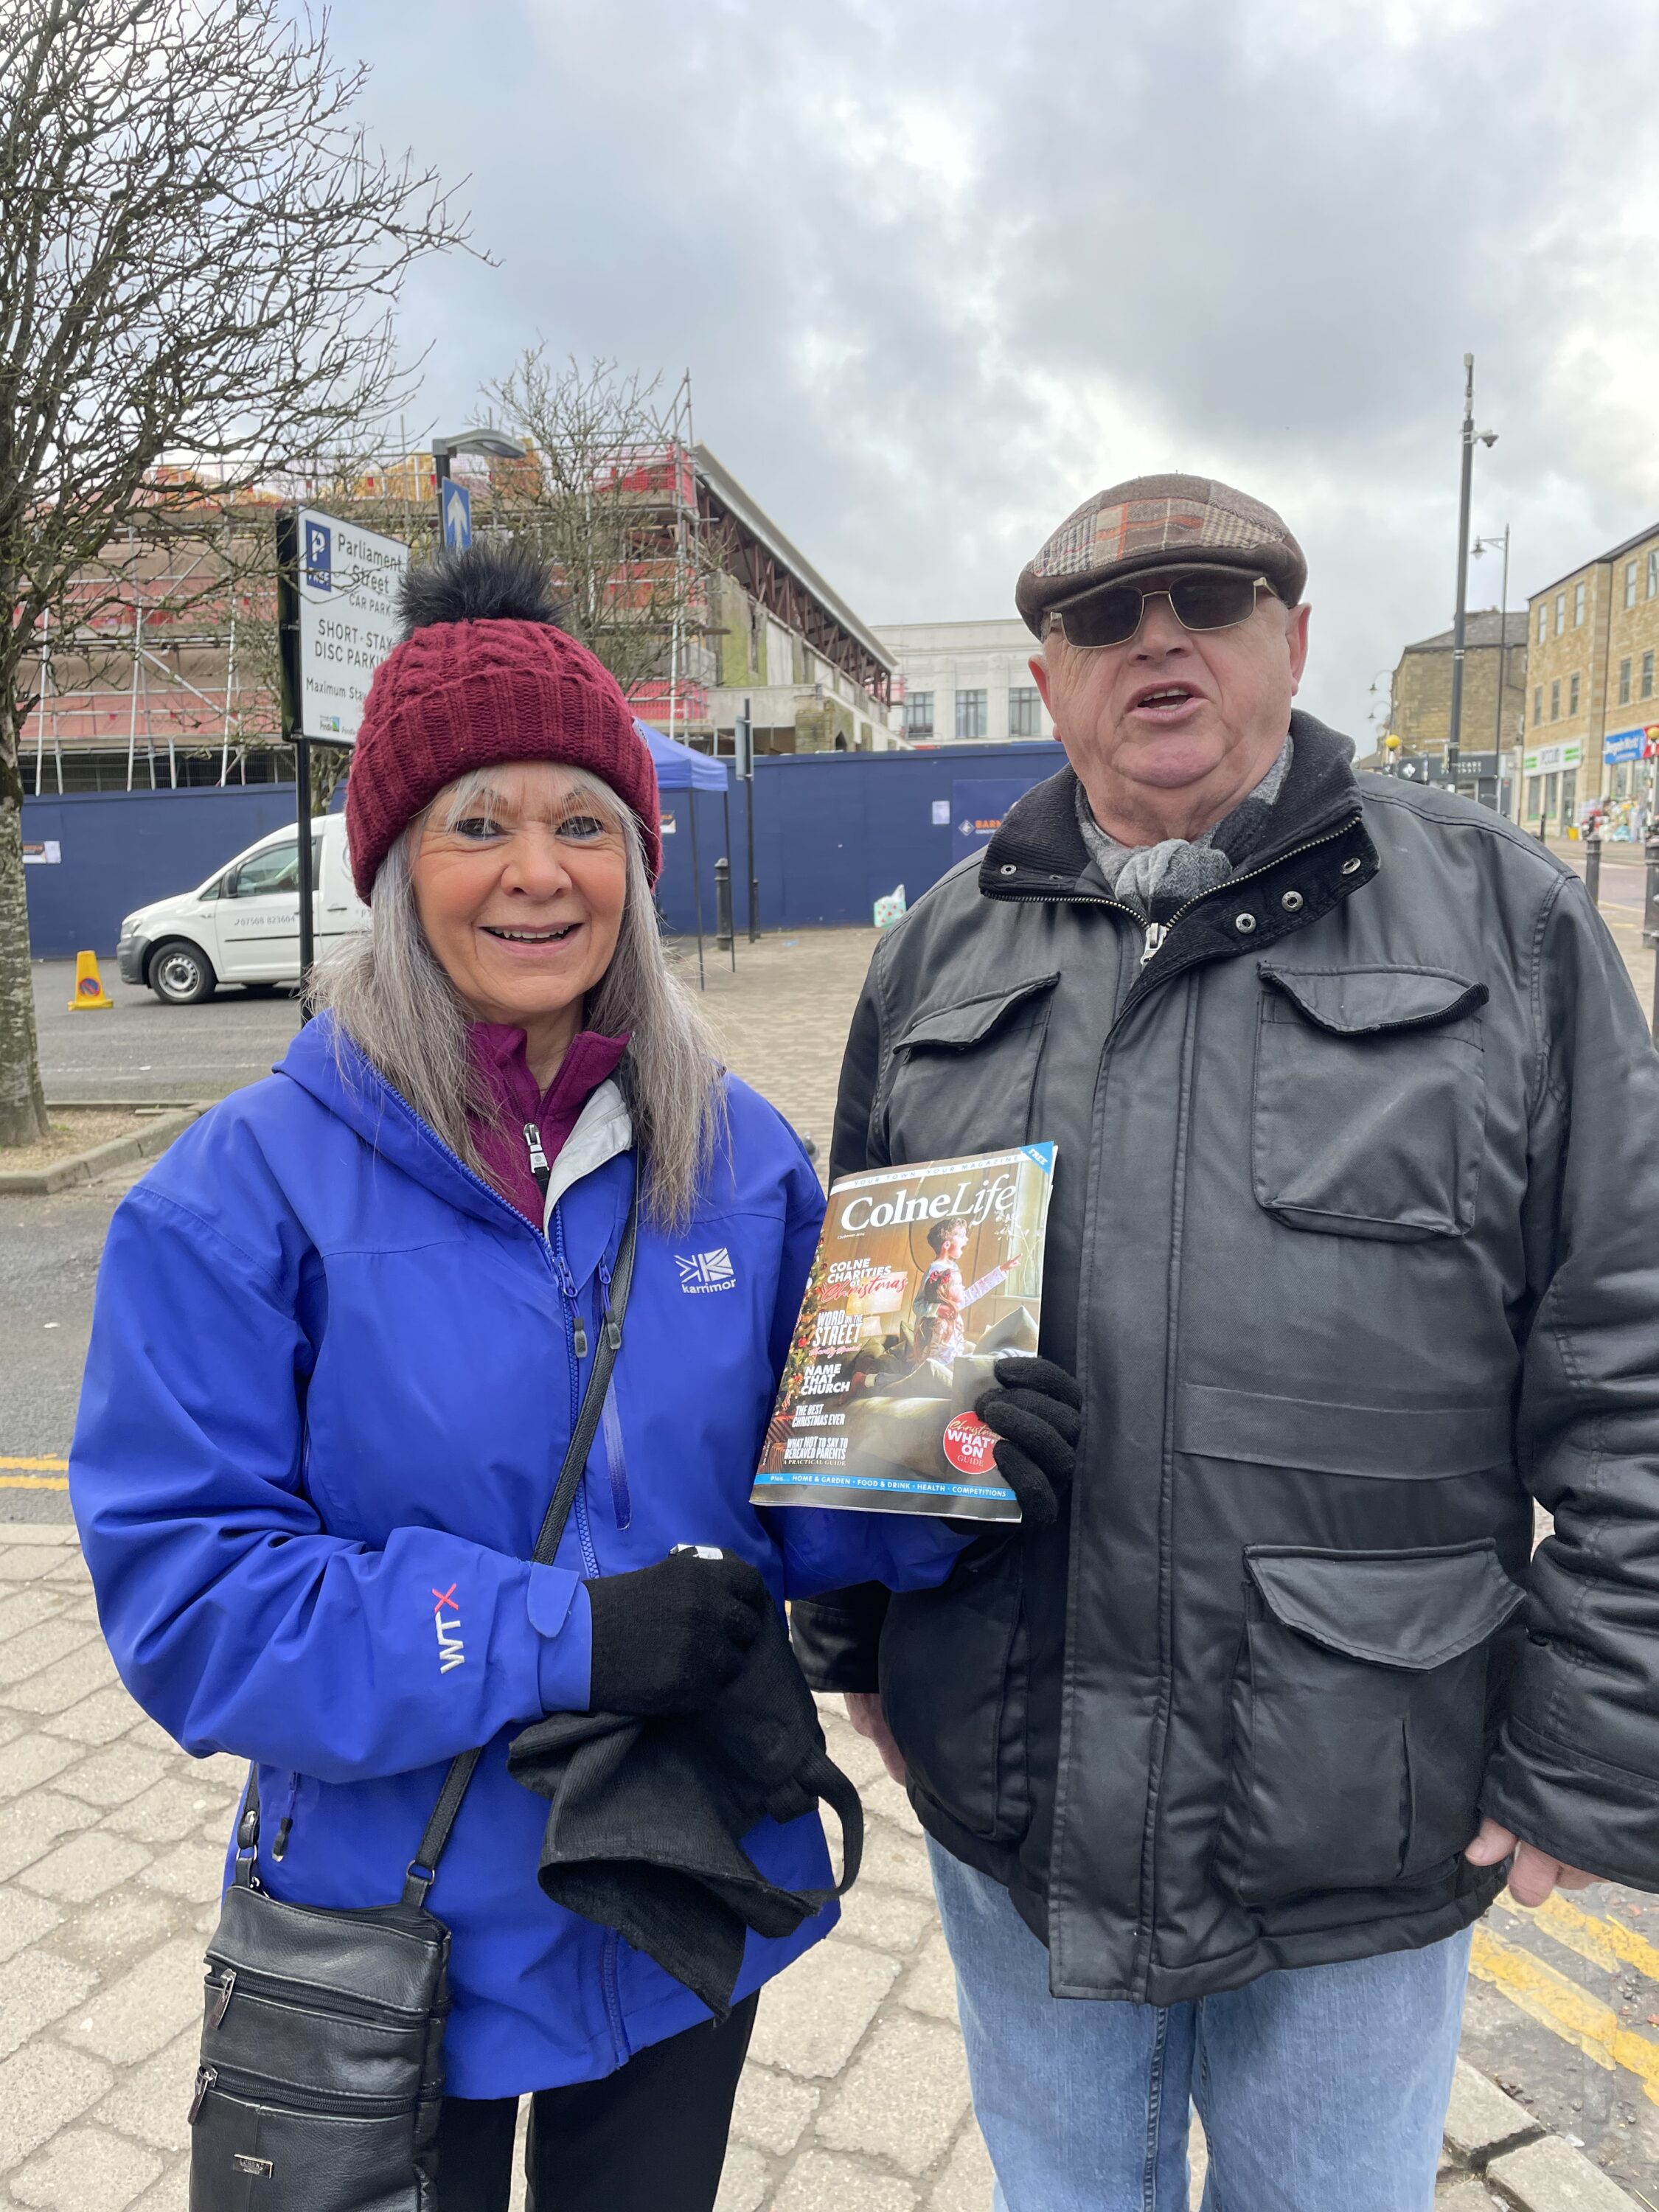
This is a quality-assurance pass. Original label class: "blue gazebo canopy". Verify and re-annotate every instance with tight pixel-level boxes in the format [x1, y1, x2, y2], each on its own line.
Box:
[636, 720, 728, 792]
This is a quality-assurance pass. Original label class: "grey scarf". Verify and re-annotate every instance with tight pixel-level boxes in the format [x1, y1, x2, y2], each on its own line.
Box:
[1075, 735, 1293, 918]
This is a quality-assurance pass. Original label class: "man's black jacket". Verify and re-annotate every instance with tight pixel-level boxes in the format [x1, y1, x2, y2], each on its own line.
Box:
[790, 714, 1659, 2004]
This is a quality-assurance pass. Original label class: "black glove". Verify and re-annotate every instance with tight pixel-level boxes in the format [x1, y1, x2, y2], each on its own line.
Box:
[585, 1548, 768, 1716]
[974, 1355, 1082, 1530]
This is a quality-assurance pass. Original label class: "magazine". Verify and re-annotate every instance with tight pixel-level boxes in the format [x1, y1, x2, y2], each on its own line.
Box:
[751, 1143, 1057, 1520]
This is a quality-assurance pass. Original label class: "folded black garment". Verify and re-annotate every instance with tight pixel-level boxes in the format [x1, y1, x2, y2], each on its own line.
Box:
[506, 1599, 863, 2018]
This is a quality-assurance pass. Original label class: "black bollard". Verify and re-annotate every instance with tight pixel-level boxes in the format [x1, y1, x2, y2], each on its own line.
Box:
[1585, 831, 1602, 907]
[714, 856, 734, 956]
[1646, 836, 1659, 948]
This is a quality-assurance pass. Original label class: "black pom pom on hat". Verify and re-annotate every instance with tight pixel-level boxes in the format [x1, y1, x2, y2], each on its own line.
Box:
[398, 538, 565, 639]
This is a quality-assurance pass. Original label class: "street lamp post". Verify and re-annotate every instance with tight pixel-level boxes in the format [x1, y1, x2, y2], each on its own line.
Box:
[431, 430, 526, 551]
[1478, 526, 1522, 814]
[1447, 355, 1499, 785]
[431, 428, 525, 484]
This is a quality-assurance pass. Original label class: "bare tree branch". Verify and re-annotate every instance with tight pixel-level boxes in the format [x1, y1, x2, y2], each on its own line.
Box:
[0, 0, 471, 1144]
[478, 350, 715, 703]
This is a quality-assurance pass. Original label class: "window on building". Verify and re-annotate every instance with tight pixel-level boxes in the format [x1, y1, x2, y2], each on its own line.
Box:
[902, 692, 934, 738]
[1620, 658, 1632, 704]
[1533, 686, 1543, 726]
[1555, 593, 1566, 636]
[1007, 686, 1042, 737]
[1649, 549, 1658, 598]
[1569, 672, 1580, 715]
[1644, 650, 1656, 700]
[955, 689, 988, 740]
[1627, 561, 1640, 608]
[1550, 678, 1560, 720]
[1536, 603, 1547, 645]
[1573, 582, 1586, 626]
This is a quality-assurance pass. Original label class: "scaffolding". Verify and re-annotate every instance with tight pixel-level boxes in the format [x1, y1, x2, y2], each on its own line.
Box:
[18, 381, 894, 787]
[18, 452, 447, 796]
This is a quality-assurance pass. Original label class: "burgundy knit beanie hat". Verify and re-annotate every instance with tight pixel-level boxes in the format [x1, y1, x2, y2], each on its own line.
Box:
[346, 540, 662, 902]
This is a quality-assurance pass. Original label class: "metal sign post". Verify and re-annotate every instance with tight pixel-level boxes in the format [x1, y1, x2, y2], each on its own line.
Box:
[276, 504, 410, 1015]
[737, 699, 759, 940]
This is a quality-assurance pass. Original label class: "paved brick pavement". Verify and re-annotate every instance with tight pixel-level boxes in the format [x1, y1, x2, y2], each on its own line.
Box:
[5, 1523, 1624, 2212]
[667, 927, 883, 1175]
[4, 901, 1652, 2210]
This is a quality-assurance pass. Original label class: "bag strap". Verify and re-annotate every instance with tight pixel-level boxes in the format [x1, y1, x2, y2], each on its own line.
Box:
[234, 1180, 641, 1907]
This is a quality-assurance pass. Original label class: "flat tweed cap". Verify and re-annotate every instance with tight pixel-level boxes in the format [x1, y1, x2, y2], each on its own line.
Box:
[1016, 473, 1307, 636]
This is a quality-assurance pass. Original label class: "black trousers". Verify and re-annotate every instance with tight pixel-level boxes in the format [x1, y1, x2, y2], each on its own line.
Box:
[432, 1993, 759, 2212]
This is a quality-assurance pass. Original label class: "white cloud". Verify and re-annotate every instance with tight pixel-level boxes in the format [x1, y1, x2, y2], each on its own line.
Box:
[333, 0, 1659, 740]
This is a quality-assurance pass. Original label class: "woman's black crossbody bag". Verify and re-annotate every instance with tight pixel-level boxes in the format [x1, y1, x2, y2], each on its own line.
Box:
[187, 1189, 639, 2212]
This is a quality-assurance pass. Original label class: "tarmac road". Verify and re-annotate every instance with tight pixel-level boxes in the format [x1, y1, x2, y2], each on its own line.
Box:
[29, 953, 302, 1105]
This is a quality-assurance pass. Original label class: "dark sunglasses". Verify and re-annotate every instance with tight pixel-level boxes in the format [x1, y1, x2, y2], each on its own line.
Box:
[1046, 571, 1271, 650]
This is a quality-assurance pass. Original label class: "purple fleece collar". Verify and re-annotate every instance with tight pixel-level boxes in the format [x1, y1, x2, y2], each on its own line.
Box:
[467, 1023, 629, 1228]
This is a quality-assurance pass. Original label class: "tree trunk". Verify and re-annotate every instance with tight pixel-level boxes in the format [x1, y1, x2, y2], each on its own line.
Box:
[0, 725, 49, 1148]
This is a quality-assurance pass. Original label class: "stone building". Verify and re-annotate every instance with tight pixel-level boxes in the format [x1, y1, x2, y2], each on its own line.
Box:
[1522, 521, 1659, 834]
[872, 619, 1054, 746]
[1385, 610, 1528, 768]
[694, 447, 894, 757]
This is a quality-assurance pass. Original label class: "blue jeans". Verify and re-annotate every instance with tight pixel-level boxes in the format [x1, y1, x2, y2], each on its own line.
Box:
[928, 1839, 1471, 2212]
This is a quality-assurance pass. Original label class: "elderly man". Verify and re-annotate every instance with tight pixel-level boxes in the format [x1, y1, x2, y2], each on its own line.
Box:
[790, 474, 1659, 2210]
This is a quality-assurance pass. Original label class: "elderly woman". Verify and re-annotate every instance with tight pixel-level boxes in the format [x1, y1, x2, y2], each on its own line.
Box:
[69, 545, 1066, 2212]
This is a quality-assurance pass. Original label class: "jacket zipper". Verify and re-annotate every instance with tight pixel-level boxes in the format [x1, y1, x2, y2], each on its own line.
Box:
[551, 1207, 604, 1581]
[993, 807, 1363, 2003]
[547, 1161, 589, 1361]
[310, 1073, 631, 2047]
[597, 1256, 631, 1528]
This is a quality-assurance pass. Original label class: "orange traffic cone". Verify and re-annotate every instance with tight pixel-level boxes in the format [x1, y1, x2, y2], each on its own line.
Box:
[68, 950, 115, 1010]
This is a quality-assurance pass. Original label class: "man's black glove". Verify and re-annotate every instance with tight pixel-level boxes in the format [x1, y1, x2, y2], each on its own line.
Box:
[974, 1355, 1082, 1529]
[585, 1549, 768, 1716]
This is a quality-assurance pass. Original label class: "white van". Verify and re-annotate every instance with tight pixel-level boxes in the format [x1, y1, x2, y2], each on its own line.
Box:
[116, 813, 367, 1004]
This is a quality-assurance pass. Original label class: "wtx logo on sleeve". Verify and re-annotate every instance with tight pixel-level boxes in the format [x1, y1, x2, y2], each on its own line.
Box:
[432, 1584, 464, 1674]
[302, 518, 332, 591]
[676, 1248, 737, 1295]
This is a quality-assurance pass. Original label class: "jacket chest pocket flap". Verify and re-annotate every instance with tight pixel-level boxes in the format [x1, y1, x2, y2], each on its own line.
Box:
[1252, 964, 1489, 1241]
[1216, 1540, 1523, 1907]
[881, 974, 1060, 1161]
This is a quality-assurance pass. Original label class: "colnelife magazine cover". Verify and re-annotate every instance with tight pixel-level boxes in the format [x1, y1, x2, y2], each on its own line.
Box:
[752, 1144, 1057, 1520]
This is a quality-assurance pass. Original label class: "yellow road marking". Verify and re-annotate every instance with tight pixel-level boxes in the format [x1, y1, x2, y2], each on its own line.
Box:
[0, 1457, 69, 1490]
[1498, 1893, 1659, 1986]
[1470, 1923, 1659, 2106]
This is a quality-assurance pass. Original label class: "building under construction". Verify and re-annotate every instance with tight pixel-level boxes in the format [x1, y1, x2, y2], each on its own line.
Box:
[19, 422, 895, 794]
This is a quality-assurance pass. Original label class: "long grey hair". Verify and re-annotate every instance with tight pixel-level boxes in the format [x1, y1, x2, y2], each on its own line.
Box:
[311, 765, 725, 1228]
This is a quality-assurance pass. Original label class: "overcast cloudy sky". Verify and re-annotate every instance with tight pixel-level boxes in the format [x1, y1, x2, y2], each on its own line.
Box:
[330, 0, 1659, 745]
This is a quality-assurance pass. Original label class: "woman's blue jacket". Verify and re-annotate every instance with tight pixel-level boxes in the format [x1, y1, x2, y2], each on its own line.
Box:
[69, 1015, 959, 2096]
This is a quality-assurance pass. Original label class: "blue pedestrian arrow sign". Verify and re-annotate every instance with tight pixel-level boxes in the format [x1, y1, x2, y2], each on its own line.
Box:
[440, 479, 472, 552]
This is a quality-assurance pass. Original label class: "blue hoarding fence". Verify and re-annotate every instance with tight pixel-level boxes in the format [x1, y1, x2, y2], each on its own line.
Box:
[24, 742, 1068, 960]
[650, 740, 1064, 938]
[22, 785, 301, 959]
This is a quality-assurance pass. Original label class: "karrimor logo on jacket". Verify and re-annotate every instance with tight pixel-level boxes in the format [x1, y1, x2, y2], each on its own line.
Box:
[432, 1585, 464, 1674]
[676, 1248, 737, 1295]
